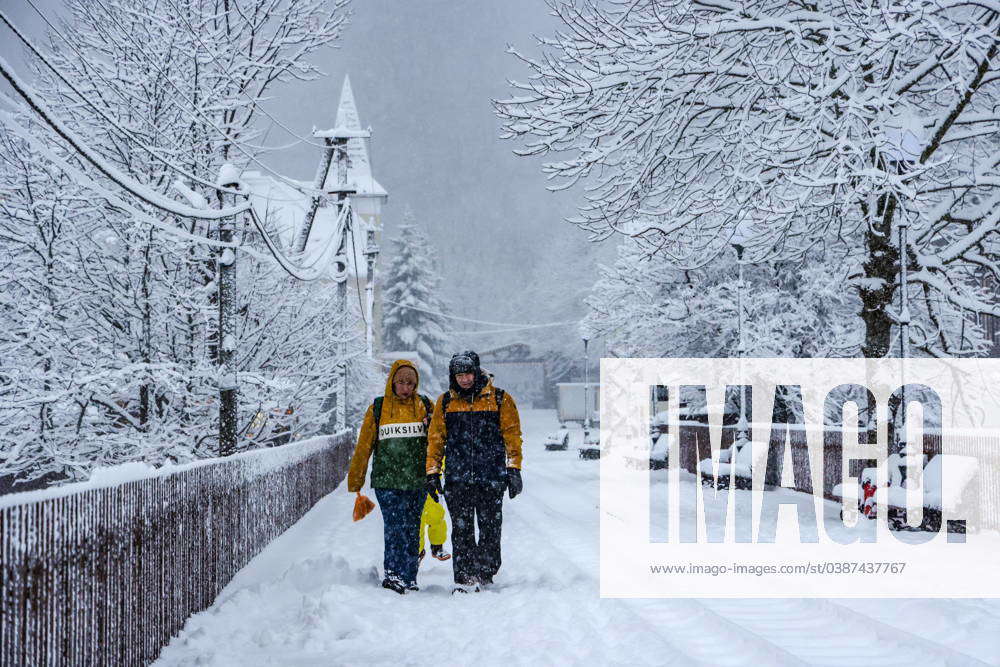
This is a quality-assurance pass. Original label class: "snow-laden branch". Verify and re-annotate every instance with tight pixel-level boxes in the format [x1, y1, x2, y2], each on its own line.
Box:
[2, 110, 348, 282]
[0, 8, 253, 201]
[497, 0, 1000, 356]
[0, 53, 249, 221]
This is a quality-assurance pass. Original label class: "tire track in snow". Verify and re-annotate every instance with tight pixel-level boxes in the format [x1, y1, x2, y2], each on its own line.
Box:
[521, 436, 989, 666]
[501, 491, 710, 666]
[509, 457, 806, 665]
[821, 599, 992, 666]
[697, 598, 991, 666]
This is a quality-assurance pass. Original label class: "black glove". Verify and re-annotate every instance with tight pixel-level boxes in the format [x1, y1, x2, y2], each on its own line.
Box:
[426, 473, 443, 502]
[506, 467, 522, 499]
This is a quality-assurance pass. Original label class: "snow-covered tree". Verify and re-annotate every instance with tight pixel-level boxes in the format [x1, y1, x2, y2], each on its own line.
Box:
[381, 212, 453, 393]
[585, 238, 863, 358]
[497, 0, 1000, 357]
[0, 0, 362, 485]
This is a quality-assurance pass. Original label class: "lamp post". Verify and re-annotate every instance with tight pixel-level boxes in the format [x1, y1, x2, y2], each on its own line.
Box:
[886, 114, 921, 452]
[892, 149, 915, 453]
[364, 227, 379, 358]
[732, 241, 749, 440]
[582, 336, 591, 437]
[895, 214, 911, 453]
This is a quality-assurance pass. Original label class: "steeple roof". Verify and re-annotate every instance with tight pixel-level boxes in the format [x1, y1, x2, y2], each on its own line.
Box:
[320, 75, 387, 197]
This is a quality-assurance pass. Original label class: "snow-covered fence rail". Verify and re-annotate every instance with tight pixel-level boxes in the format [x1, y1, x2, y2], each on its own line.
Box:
[0, 431, 354, 666]
[677, 425, 1000, 530]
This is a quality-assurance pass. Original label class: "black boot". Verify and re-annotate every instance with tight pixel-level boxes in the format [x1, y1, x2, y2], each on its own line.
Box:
[381, 573, 406, 595]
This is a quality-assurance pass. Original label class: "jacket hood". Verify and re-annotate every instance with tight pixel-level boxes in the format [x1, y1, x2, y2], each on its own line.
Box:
[385, 359, 420, 401]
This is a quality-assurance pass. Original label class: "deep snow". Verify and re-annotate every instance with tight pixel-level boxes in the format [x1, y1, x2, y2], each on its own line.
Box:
[155, 410, 1000, 666]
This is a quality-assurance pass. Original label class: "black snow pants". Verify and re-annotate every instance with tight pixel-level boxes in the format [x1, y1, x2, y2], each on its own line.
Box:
[445, 481, 505, 585]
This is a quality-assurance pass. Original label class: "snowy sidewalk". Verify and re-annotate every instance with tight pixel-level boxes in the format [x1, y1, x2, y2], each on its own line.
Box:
[155, 410, 1000, 666]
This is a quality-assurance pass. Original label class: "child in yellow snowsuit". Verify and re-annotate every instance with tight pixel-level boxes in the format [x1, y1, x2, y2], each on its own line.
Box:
[419, 482, 451, 562]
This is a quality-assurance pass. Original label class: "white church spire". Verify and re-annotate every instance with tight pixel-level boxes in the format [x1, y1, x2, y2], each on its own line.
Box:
[319, 75, 385, 196]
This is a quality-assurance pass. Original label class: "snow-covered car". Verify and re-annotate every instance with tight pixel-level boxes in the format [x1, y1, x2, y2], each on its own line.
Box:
[544, 427, 570, 451]
[578, 429, 600, 460]
[651, 410, 669, 432]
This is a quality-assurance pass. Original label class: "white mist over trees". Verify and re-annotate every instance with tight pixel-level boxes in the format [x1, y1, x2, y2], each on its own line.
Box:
[0, 0, 375, 485]
[496, 0, 1000, 358]
[585, 239, 863, 358]
[381, 212, 453, 393]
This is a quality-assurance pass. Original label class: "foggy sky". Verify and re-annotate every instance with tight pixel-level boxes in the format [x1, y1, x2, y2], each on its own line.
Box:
[264, 0, 605, 332]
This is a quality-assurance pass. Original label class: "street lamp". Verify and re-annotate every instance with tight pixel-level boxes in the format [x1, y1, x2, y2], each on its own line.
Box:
[732, 241, 749, 440]
[894, 211, 911, 454]
[363, 227, 380, 359]
[885, 112, 922, 453]
[582, 336, 591, 437]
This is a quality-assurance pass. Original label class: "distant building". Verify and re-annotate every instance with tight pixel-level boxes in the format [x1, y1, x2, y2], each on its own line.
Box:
[480, 344, 547, 408]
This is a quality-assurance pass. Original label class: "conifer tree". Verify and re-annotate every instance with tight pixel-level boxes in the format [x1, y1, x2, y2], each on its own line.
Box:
[381, 212, 452, 393]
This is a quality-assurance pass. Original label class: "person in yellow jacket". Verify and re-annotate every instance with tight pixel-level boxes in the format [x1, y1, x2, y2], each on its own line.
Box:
[348, 360, 433, 594]
[426, 351, 522, 593]
[418, 492, 451, 562]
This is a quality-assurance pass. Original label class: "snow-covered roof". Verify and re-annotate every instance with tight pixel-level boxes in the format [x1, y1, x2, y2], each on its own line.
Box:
[318, 76, 387, 198]
[241, 170, 371, 279]
[237, 75, 388, 279]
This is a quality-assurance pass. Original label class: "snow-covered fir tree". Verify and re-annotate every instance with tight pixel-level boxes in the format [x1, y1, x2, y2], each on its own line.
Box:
[381, 212, 453, 393]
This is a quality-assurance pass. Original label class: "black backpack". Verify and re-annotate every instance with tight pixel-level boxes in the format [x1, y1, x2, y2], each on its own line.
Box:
[372, 393, 434, 451]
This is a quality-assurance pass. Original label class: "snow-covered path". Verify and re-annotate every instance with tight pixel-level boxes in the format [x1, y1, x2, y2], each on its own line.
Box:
[155, 410, 1000, 666]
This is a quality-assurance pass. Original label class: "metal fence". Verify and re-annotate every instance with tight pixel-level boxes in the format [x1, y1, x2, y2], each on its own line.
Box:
[0, 431, 354, 666]
[677, 424, 1000, 530]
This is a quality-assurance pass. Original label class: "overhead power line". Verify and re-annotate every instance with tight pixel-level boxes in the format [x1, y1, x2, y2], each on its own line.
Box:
[13, 2, 323, 202]
[0, 93, 351, 283]
[1, 7, 246, 200]
[443, 323, 578, 335]
[383, 298, 579, 330]
[0, 8, 359, 282]
[0, 50, 247, 221]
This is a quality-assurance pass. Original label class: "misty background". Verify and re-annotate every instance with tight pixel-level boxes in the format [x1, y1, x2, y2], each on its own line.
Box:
[259, 0, 613, 352]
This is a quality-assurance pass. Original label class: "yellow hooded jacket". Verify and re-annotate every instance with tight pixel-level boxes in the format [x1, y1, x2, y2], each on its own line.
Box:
[348, 360, 431, 492]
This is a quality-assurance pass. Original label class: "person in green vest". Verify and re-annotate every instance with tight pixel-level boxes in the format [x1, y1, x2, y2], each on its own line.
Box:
[348, 360, 433, 594]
